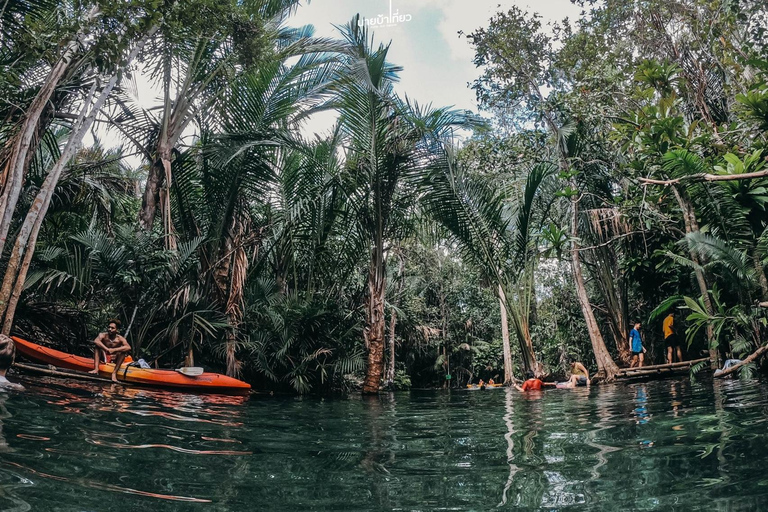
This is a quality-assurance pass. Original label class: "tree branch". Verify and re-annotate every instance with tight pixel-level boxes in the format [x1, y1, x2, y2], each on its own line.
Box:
[640, 169, 768, 186]
[713, 344, 768, 379]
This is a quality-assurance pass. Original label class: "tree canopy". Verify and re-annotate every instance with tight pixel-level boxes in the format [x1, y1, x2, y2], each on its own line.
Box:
[3, 0, 768, 392]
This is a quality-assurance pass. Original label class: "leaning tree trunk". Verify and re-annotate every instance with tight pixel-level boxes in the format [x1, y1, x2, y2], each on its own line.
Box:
[571, 194, 620, 380]
[0, 6, 98, 257]
[524, 74, 619, 380]
[363, 245, 387, 394]
[498, 284, 514, 385]
[0, 78, 99, 330]
[0, 27, 156, 333]
[586, 243, 631, 366]
[671, 185, 719, 366]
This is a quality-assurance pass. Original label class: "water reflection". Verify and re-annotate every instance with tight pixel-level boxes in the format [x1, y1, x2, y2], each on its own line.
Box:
[2, 460, 212, 503]
[584, 385, 620, 482]
[2, 376, 768, 509]
[498, 388, 518, 507]
[633, 383, 651, 425]
[361, 395, 395, 509]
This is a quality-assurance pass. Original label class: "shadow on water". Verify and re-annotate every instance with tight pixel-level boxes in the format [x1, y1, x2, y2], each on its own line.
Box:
[2, 375, 768, 510]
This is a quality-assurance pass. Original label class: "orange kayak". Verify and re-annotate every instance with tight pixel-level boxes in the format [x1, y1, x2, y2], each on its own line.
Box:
[12, 336, 251, 395]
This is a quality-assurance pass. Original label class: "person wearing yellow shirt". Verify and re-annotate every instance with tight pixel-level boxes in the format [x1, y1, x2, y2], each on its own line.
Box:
[663, 312, 683, 364]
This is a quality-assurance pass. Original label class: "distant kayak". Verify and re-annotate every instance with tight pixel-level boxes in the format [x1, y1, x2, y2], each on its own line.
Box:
[12, 336, 251, 395]
[466, 383, 504, 390]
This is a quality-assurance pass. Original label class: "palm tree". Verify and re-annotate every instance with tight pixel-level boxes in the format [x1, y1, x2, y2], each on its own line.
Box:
[168, 49, 341, 375]
[0, 20, 159, 333]
[0, 2, 100, 258]
[334, 18, 473, 393]
[419, 151, 555, 381]
[114, 0, 338, 249]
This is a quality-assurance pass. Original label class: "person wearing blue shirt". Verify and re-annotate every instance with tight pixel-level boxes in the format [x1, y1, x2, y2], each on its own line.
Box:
[629, 322, 646, 368]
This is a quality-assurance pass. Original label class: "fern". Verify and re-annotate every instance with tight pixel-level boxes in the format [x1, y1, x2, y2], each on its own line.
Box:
[689, 358, 709, 382]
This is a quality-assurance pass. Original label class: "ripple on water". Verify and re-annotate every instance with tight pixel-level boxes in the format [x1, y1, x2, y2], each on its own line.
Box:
[0, 376, 768, 510]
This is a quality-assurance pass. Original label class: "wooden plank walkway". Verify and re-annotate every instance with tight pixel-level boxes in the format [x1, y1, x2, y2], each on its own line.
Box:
[615, 357, 711, 380]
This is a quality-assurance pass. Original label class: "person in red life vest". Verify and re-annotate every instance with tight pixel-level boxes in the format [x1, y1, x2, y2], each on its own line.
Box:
[515, 371, 543, 392]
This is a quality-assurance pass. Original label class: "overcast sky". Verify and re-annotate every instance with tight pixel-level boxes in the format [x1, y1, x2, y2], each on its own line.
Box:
[97, 0, 584, 161]
[289, 0, 583, 136]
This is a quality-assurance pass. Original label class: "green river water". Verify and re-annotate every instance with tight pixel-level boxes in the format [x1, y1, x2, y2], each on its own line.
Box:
[0, 374, 766, 511]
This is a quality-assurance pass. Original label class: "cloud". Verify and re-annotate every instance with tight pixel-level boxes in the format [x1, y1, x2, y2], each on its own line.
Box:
[291, 0, 583, 137]
[104, 0, 587, 149]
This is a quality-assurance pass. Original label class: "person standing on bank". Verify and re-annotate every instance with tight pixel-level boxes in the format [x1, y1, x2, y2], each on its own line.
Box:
[88, 319, 131, 383]
[663, 312, 683, 364]
[629, 322, 645, 368]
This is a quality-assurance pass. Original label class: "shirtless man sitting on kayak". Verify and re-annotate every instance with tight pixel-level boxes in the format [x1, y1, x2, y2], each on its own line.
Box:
[88, 319, 131, 383]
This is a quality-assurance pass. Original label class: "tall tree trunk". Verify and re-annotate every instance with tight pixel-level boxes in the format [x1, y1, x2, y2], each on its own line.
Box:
[571, 194, 620, 380]
[0, 6, 98, 257]
[384, 249, 404, 387]
[522, 71, 619, 379]
[517, 314, 536, 372]
[211, 214, 252, 377]
[586, 244, 631, 365]
[0, 27, 156, 333]
[507, 302, 534, 374]
[671, 185, 718, 366]
[137, 40, 198, 239]
[139, 49, 173, 232]
[224, 220, 248, 377]
[154, 146, 177, 250]
[498, 284, 514, 384]
[753, 250, 768, 301]
[140, 161, 164, 230]
[140, 128, 179, 250]
[506, 266, 539, 375]
[385, 308, 397, 386]
[440, 284, 450, 388]
[363, 245, 386, 394]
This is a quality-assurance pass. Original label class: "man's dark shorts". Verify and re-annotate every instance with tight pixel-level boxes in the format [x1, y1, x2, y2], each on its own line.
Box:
[576, 376, 587, 387]
[631, 350, 642, 356]
[665, 334, 679, 349]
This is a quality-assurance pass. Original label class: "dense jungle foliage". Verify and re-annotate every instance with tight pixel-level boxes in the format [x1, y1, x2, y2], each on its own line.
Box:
[2, 0, 768, 393]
